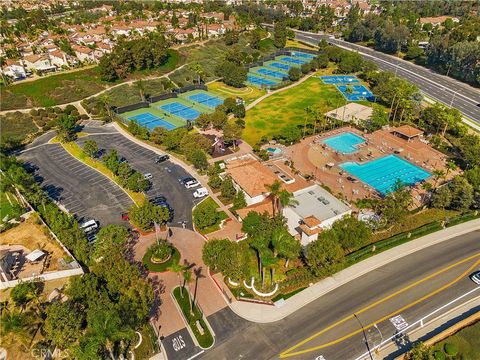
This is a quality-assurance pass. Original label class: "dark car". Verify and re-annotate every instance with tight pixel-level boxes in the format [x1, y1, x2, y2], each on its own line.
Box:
[155, 154, 170, 163]
[119, 157, 127, 163]
[149, 196, 167, 206]
[179, 176, 196, 185]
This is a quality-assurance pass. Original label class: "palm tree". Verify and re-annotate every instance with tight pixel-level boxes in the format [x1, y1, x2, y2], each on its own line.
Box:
[265, 180, 282, 216]
[260, 249, 276, 289]
[445, 161, 456, 177]
[303, 106, 313, 138]
[188, 62, 205, 84]
[192, 267, 205, 312]
[181, 265, 192, 298]
[250, 236, 267, 287]
[278, 189, 299, 215]
[421, 182, 433, 206]
[170, 262, 185, 291]
[433, 169, 445, 189]
[87, 310, 134, 360]
[99, 94, 113, 121]
[271, 228, 300, 268]
[0, 309, 36, 348]
[134, 79, 146, 102]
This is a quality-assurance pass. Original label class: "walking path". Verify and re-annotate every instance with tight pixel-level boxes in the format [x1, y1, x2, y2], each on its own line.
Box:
[227, 219, 480, 323]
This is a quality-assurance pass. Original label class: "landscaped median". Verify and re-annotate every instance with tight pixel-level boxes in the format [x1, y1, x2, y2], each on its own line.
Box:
[192, 197, 228, 235]
[171, 286, 214, 349]
[61, 141, 145, 205]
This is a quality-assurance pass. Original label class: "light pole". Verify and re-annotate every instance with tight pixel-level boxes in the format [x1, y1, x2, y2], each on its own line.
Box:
[449, 91, 456, 108]
[354, 313, 374, 360]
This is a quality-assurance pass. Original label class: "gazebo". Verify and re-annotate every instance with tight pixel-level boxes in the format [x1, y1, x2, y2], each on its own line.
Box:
[392, 125, 423, 141]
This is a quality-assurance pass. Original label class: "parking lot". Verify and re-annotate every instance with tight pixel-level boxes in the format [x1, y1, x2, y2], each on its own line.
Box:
[20, 142, 132, 227]
[77, 129, 198, 229]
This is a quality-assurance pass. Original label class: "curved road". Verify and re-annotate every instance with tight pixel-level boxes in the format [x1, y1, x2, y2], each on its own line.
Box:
[193, 229, 480, 360]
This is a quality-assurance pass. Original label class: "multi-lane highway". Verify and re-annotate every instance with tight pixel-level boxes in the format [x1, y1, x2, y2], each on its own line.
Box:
[199, 229, 480, 360]
[272, 27, 480, 127]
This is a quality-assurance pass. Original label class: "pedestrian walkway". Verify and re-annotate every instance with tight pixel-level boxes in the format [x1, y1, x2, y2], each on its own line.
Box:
[227, 219, 480, 323]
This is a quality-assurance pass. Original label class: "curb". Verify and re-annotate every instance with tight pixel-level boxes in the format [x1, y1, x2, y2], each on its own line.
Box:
[227, 220, 480, 323]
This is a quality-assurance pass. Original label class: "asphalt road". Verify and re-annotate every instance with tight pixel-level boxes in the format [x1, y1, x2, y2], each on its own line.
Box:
[76, 128, 198, 229]
[290, 30, 480, 125]
[20, 139, 132, 227]
[185, 229, 480, 360]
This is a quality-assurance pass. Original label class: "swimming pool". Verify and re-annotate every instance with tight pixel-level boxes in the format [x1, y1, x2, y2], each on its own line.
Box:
[340, 155, 431, 195]
[322, 132, 366, 154]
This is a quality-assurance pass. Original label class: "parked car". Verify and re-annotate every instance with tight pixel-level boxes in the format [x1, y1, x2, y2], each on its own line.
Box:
[80, 219, 98, 234]
[121, 212, 129, 221]
[184, 180, 200, 189]
[470, 271, 480, 284]
[119, 157, 127, 163]
[155, 154, 170, 163]
[149, 196, 167, 206]
[179, 176, 196, 185]
[193, 187, 208, 198]
[144, 173, 153, 180]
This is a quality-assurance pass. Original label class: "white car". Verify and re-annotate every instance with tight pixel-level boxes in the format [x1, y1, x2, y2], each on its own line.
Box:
[470, 271, 480, 285]
[80, 219, 98, 234]
[185, 180, 200, 189]
[193, 187, 208, 198]
[143, 173, 153, 180]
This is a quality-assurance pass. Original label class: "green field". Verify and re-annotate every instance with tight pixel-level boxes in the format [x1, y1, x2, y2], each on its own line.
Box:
[208, 81, 266, 106]
[1, 49, 181, 111]
[432, 321, 480, 359]
[0, 191, 22, 222]
[243, 75, 347, 145]
[0, 112, 39, 140]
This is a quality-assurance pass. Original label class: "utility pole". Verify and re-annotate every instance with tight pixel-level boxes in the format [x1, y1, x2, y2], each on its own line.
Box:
[354, 313, 374, 360]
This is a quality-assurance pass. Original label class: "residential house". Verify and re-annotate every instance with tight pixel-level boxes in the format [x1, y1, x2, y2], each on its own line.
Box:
[419, 16, 459, 27]
[226, 154, 351, 245]
[73, 45, 102, 62]
[1, 59, 27, 80]
[23, 54, 56, 73]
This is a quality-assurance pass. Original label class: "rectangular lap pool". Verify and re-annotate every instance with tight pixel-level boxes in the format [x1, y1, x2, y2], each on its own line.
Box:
[322, 132, 366, 154]
[340, 154, 431, 195]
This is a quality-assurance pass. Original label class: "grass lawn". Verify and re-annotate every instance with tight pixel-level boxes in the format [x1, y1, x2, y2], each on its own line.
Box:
[0, 191, 22, 222]
[208, 81, 266, 106]
[0, 112, 39, 140]
[172, 287, 214, 349]
[143, 247, 180, 272]
[133, 325, 158, 359]
[62, 141, 145, 205]
[1, 49, 181, 111]
[432, 321, 480, 359]
[286, 39, 317, 50]
[243, 74, 346, 145]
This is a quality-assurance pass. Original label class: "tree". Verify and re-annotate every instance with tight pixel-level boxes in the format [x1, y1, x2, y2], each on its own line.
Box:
[220, 176, 237, 201]
[365, 106, 389, 132]
[56, 113, 77, 142]
[271, 228, 300, 268]
[210, 109, 228, 129]
[232, 190, 247, 210]
[102, 149, 120, 175]
[195, 113, 211, 129]
[193, 199, 219, 229]
[83, 139, 99, 158]
[332, 216, 371, 252]
[223, 121, 243, 150]
[10, 281, 39, 307]
[300, 62, 311, 74]
[134, 79, 147, 102]
[233, 104, 246, 118]
[44, 301, 84, 348]
[0, 309, 36, 347]
[188, 62, 205, 84]
[98, 54, 118, 82]
[288, 67, 301, 81]
[338, 51, 364, 73]
[215, 60, 247, 88]
[249, 29, 262, 49]
[189, 149, 208, 170]
[316, 53, 329, 68]
[376, 181, 412, 227]
[208, 174, 223, 190]
[278, 190, 298, 214]
[224, 30, 239, 45]
[125, 171, 149, 192]
[265, 180, 282, 216]
[273, 21, 287, 48]
[129, 202, 171, 231]
[405, 342, 434, 360]
[305, 230, 344, 277]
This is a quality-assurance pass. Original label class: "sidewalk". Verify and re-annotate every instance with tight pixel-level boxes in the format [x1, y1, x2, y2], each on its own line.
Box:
[228, 219, 480, 323]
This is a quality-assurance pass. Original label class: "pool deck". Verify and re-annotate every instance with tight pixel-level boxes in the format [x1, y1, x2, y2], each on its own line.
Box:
[283, 126, 456, 207]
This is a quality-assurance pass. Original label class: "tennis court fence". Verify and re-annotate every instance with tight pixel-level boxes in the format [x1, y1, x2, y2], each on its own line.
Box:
[173, 83, 208, 94]
[115, 102, 149, 114]
[149, 92, 177, 103]
[244, 47, 318, 70]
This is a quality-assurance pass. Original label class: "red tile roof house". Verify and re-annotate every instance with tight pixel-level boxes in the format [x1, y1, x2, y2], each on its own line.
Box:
[49, 50, 78, 68]
[171, 28, 199, 42]
[226, 154, 351, 245]
[73, 45, 103, 63]
[22, 54, 56, 73]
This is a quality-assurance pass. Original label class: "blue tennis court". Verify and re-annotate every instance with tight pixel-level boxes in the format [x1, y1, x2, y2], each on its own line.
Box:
[278, 56, 308, 65]
[340, 155, 431, 195]
[336, 84, 375, 101]
[188, 93, 224, 109]
[268, 62, 292, 71]
[159, 102, 200, 120]
[290, 51, 315, 59]
[128, 112, 177, 131]
[255, 67, 288, 79]
[247, 74, 278, 87]
[320, 75, 360, 85]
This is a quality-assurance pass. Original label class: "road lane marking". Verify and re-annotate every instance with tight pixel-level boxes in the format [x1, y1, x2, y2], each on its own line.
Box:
[280, 253, 480, 358]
